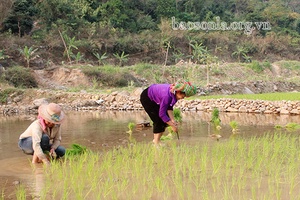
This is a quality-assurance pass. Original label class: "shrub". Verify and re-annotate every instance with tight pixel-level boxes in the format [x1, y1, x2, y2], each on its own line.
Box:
[3, 66, 38, 88]
[247, 60, 264, 73]
[0, 88, 23, 104]
[82, 66, 141, 87]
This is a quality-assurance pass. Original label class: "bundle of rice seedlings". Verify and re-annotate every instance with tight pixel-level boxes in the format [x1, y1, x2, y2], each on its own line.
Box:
[65, 143, 88, 158]
[173, 108, 182, 122]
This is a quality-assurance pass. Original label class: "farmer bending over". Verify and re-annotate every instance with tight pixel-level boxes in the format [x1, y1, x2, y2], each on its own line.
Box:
[18, 103, 66, 166]
[140, 81, 197, 145]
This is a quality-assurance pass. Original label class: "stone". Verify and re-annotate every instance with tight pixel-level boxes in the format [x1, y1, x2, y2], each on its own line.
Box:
[280, 109, 290, 114]
[238, 106, 247, 112]
[264, 110, 273, 114]
[243, 87, 254, 94]
[33, 98, 49, 107]
[195, 105, 206, 111]
[226, 107, 238, 112]
[133, 88, 144, 96]
[290, 109, 300, 115]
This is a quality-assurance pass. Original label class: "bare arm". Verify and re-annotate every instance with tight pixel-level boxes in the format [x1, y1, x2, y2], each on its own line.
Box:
[167, 110, 178, 133]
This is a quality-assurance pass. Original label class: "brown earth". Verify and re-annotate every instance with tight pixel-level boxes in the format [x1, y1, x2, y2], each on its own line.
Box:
[2, 62, 299, 108]
[31, 63, 300, 99]
[32, 66, 91, 90]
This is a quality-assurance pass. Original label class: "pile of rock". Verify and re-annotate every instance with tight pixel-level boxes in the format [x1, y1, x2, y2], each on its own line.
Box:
[176, 98, 300, 115]
[1, 88, 300, 115]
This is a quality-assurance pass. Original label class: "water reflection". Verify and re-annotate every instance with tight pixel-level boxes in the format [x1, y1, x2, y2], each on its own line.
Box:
[1, 110, 300, 161]
[1, 110, 300, 197]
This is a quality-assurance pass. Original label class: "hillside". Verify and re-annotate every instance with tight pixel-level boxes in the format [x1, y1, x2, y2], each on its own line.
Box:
[1, 60, 300, 110]
[0, 0, 299, 68]
[31, 60, 300, 93]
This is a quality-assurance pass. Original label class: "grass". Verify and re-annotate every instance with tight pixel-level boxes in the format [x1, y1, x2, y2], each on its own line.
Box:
[191, 92, 300, 101]
[275, 60, 300, 70]
[16, 131, 300, 200]
[0, 88, 24, 104]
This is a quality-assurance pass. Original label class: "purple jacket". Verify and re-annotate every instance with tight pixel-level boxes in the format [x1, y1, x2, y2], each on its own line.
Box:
[147, 84, 177, 123]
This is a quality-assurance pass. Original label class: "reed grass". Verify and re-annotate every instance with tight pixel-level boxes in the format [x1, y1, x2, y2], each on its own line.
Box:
[19, 131, 300, 199]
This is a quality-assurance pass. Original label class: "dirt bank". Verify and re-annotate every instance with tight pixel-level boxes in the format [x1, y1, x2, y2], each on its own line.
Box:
[1, 62, 300, 115]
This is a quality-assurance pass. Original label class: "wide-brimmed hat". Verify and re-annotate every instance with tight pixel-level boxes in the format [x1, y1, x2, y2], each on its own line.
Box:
[38, 103, 65, 124]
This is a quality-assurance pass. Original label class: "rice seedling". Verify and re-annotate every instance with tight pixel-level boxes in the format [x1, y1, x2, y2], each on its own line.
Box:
[0, 191, 3, 200]
[126, 122, 135, 136]
[211, 108, 221, 126]
[161, 108, 183, 141]
[229, 120, 239, 134]
[209, 108, 222, 140]
[274, 124, 283, 130]
[173, 108, 182, 122]
[15, 184, 26, 200]
[65, 143, 88, 158]
[14, 130, 300, 199]
[161, 127, 174, 141]
[285, 122, 300, 132]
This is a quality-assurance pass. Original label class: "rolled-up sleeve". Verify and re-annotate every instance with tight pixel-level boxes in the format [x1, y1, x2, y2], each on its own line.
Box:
[31, 124, 47, 160]
[51, 125, 62, 150]
[159, 98, 172, 123]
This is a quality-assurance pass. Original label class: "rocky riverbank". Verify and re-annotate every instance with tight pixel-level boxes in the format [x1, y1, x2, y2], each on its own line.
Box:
[1, 88, 300, 116]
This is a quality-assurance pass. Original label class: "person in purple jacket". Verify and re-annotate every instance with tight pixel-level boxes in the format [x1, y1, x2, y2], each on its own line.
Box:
[140, 81, 197, 145]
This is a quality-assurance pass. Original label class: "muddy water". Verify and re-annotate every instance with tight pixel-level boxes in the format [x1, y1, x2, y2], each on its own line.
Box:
[1, 110, 300, 196]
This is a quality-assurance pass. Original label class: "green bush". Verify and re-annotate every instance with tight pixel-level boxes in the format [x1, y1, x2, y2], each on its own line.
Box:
[0, 88, 23, 104]
[82, 66, 141, 87]
[262, 61, 271, 69]
[134, 63, 158, 75]
[279, 60, 300, 70]
[3, 66, 38, 88]
[247, 60, 264, 73]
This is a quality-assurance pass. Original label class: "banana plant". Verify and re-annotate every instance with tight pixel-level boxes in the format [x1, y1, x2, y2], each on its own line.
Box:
[113, 51, 129, 66]
[18, 46, 39, 68]
[0, 49, 9, 60]
[93, 52, 108, 66]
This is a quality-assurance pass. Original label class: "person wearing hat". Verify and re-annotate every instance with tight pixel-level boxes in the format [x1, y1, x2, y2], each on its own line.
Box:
[18, 103, 66, 165]
[140, 81, 197, 145]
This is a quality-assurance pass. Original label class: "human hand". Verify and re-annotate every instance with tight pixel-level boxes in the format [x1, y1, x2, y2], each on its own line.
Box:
[167, 120, 178, 132]
[50, 148, 57, 159]
[171, 120, 178, 127]
[32, 154, 42, 164]
[171, 124, 178, 133]
[42, 158, 50, 166]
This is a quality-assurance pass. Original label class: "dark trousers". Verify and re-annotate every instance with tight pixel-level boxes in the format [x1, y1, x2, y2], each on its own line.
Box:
[140, 88, 168, 133]
[18, 134, 65, 157]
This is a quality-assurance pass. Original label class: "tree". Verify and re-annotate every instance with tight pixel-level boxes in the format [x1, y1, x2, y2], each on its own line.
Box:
[36, 0, 78, 31]
[156, 0, 177, 19]
[2, 0, 37, 37]
[98, 0, 130, 29]
[0, 0, 14, 26]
